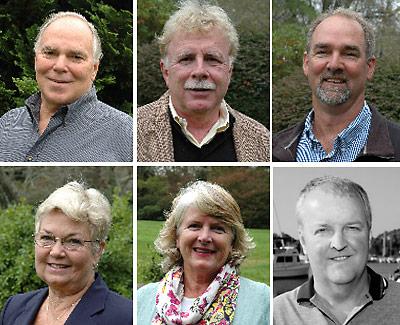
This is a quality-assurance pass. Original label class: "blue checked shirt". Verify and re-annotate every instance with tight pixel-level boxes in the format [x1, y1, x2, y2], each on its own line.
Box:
[296, 102, 372, 162]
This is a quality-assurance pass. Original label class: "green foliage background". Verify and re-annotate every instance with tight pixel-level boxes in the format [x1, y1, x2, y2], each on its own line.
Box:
[0, 192, 132, 310]
[138, 220, 270, 286]
[0, 0, 132, 116]
[272, 0, 400, 133]
[138, 0, 269, 127]
[138, 166, 270, 229]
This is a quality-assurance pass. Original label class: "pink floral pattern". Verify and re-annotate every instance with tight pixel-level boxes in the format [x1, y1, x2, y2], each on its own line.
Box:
[152, 263, 239, 324]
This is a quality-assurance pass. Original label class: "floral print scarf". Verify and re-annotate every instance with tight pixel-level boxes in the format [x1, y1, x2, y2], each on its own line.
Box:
[152, 263, 240, 324]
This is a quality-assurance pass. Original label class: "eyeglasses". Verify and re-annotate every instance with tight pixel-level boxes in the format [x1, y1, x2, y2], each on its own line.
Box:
[33, 232, 99, 251]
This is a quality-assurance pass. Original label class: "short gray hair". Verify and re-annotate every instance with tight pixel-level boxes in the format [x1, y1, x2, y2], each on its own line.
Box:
[35, 181, 112, 248]
[306, 7, 375, 59]
[34, 11, 103, 63]
[296, 176, 372, 229]
[158, 0, 239, 64]
[155, 180, 254, 272]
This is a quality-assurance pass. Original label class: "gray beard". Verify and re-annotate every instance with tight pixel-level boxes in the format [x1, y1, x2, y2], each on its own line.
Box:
[316, 85, 351, 106]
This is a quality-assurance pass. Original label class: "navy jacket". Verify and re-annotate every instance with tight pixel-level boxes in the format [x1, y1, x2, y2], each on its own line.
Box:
[0, 274, 132, 324]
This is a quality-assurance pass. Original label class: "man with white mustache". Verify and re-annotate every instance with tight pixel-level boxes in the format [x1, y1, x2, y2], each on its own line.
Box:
[273, 8, 400, 162]
[274, 176, 400, 324]
[137, 0, 270, 162]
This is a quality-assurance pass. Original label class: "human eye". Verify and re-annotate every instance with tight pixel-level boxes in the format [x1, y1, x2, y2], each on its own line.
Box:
[346, 225, 361, 231]
[64, 237, 84, 249]
[314, 227, 328, 235]
[40, 234, 54, 242]
[187, 223, 201, 230]
[178, 55, 194, 65]
[212, 225, 227, 234]
[41, 48, 56, 57]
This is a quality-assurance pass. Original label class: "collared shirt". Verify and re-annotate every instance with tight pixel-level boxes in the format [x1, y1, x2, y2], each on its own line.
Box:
[296, 102, 372, 162]
[0, 87, 133, 162]
[274, 266, 400, 325]
[169, 97, 230, 148]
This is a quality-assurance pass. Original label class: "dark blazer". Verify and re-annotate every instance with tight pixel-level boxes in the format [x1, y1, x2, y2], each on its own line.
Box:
[0, 274, 132, 324]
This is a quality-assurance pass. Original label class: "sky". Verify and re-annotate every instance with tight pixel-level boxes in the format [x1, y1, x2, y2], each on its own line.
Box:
[273, 167, 400, 239]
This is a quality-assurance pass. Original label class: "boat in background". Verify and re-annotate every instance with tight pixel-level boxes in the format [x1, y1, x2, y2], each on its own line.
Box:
[273, 247, 309, 278]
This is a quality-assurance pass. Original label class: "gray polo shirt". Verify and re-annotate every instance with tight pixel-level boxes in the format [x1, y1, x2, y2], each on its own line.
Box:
[0, 87, 132, 162]
[274, 267, 400, 324]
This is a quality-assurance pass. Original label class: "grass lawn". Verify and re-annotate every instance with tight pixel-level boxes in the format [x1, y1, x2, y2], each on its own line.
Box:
[137, 220, 270, 286]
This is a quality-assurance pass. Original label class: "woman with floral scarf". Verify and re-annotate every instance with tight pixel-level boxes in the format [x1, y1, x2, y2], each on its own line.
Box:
[138, 181, 270, 324]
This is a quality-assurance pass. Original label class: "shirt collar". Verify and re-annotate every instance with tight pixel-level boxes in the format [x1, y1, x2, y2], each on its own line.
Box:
[303, 101, 371, 147]
[25, 86, 98, 125]
[297, 266, 388, 303]
[168, 96, 230, 148]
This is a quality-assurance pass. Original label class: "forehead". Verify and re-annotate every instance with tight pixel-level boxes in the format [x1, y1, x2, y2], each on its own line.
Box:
[167, 28, 230, 56]
[39, 210, 90, 236]
[39, 16, 93, 50]
[311, 15, 365, 50]
[300, 189, 367, 226]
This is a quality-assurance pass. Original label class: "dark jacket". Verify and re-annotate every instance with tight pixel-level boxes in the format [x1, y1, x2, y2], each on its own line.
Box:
[0, 274, 132, 325]
[273, 105, 400, 162]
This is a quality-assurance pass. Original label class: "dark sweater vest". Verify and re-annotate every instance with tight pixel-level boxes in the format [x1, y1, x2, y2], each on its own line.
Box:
[169, 111, 237, 162]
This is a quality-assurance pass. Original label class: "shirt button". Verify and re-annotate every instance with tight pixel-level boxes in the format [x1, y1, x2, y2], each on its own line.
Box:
[26, 156, 33, 161]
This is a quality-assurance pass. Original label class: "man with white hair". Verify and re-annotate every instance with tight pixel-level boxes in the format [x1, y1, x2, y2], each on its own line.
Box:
[138, 0, 269, 162]
[0, 11, 132, 162]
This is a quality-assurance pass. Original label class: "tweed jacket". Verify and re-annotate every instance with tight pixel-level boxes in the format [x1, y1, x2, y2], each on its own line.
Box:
[0, 274, 132, 324]
[137, 92, 270, 162]
[273, 104, 400, 162]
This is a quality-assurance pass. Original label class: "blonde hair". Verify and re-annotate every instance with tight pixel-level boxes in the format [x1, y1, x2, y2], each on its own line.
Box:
[155, 180, 254, 272]
[35, 181, 112, 248]
[158, 0, 239, 64]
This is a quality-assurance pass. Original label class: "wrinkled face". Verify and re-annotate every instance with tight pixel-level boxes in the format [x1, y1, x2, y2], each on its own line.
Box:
[161, 28, 232, 117]
[176, 206, 233, 279]
[35, 16, 99, 111]
[303, 15, 375, 108]
[298, 190, 370, 288]
[35, 210, 102, 294]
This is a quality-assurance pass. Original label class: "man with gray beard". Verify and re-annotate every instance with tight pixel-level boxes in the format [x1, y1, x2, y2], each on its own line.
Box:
[137, 0, 270, 162]
[273, 8, 400, 162]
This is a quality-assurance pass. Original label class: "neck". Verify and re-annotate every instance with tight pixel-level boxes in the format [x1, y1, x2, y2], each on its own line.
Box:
[312, 97, 365, 152]
[174, 105, 221, 143]
[314, 268, 369, 310]
[39, 100, 60, 135]
[183, 268, 216, 298]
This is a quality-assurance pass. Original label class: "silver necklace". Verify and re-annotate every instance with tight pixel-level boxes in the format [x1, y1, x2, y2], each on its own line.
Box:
[46, 296, 81, 322]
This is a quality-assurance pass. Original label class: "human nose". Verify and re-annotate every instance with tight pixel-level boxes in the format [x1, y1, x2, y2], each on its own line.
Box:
[330, 231, 347, 251]
[190, 57, 209, 80]
[198, 227, 212, 244]
[52, 55, 68, 72]
[326, 52, 343, 72]
[49, 238, 66, 256]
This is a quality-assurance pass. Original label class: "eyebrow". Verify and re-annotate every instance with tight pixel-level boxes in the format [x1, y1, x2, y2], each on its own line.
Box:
[40, 229, 83, 237]
[313, 43, 361, 52]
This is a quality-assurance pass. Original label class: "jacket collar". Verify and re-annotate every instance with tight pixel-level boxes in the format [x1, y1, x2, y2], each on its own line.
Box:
[13, 273, 108, 324]
[273, 104, 395, 161]
[297, 266, 388, 303]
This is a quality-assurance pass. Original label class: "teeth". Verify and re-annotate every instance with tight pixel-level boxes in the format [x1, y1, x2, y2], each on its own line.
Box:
[332, 256, 348, 261]
[194, 248, 213, 253]
[49, 264, 68, 268]
[326, 79, 344, 83]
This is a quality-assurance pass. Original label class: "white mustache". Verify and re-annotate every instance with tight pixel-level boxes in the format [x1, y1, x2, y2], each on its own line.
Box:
[184, 79, 216, 90]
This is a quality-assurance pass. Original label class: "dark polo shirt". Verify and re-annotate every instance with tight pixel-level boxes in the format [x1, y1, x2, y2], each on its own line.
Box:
[274, 267, 400, 324]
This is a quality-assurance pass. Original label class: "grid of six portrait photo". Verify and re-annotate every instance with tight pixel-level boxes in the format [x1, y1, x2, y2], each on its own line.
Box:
[1, 0, 400, 324]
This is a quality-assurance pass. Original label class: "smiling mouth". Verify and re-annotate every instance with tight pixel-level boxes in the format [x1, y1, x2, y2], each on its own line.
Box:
[330, 256, 350, 261]
[48, 263, 70, 269]
[48, 78, 71, 84]
[193, 247, 215, 254]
